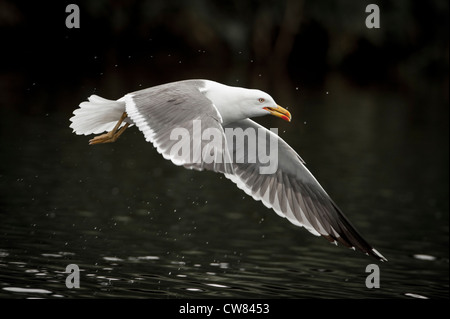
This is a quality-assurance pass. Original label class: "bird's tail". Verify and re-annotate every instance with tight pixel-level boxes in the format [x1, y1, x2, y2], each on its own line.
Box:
[69, 95, 127, 135]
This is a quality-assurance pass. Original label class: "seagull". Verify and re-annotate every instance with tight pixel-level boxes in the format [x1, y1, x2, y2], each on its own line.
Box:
[70, 79, 387, 262]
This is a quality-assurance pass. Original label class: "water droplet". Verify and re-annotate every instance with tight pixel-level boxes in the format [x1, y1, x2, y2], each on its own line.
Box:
[103, 256, 123, 262]
[413, 254, 436, 261]
[137, 256, 159, 260]
[405, 293, 429, 299]
[3, 287, 52, 294]
[205, 283, 229, 288]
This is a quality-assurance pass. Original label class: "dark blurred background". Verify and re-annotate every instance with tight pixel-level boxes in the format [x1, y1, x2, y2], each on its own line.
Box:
[0, 0, 448, 115]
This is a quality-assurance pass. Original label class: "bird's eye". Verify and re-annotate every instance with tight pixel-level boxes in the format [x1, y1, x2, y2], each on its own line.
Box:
[258, 98, 265, 103]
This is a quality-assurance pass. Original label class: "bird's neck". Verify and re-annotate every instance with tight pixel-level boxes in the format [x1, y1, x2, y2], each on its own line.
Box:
[201, 80, 248, 125]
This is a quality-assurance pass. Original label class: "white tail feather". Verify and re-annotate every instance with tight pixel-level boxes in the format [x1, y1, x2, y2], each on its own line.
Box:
[69, 95, 127, 135]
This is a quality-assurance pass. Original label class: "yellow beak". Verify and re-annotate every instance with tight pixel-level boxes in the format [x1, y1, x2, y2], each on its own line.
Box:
[263, 105, 292, 122]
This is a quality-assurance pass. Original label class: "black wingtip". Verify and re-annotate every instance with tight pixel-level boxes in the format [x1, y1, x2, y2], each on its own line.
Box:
[324, 235, 387, 262]
[370, 248, 388, 262]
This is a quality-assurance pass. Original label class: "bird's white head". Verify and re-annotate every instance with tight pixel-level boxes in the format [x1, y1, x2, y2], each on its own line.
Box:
[202, 80, 292, 124]
[239, 89, 292, 123]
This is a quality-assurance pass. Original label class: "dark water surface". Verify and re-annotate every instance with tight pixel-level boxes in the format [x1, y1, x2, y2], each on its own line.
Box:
[0, 81, 448, 299]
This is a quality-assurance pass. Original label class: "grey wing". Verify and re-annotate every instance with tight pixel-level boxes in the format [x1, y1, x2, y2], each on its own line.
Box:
[124, 81, 233, 174]
[223, 119, 387, 261]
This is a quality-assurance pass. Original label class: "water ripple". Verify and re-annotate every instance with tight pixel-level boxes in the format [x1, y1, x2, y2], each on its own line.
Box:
[3, 287, 52, 294]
